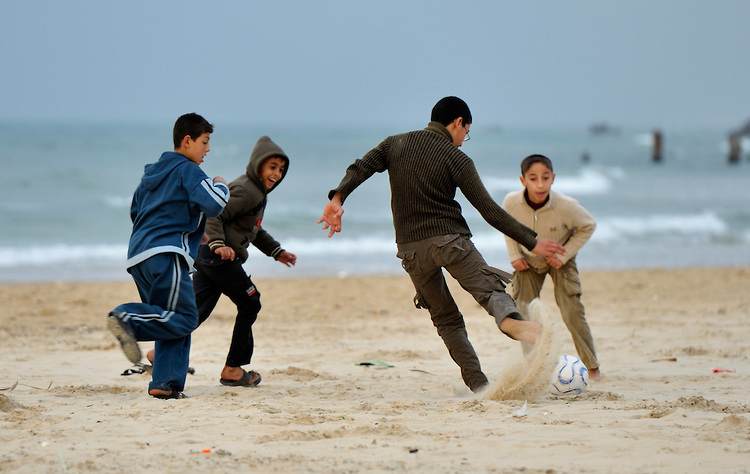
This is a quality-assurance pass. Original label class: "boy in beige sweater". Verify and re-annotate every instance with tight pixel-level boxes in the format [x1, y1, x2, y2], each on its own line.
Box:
[502, 154, 601, 381]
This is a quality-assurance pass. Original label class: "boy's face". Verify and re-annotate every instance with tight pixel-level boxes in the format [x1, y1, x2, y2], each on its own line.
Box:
[520, 162, 555, 205]
[182, 132, 211, 165]
[259, 156, 286, 190]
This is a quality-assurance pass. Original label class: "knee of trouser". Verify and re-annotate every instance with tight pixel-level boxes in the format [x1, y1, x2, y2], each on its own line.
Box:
[183, 312, 200, 332]
[431, 310, 467, 332]
[553, 265, 583, 296]
[238, 292, 261, 316]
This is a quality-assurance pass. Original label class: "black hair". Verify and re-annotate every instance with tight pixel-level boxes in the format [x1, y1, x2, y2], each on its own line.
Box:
[520, 154, 554, 176]
[173, 113, 214, 149]
[430, 96, 472, 126]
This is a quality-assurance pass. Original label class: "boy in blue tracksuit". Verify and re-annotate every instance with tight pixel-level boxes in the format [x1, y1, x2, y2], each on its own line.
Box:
[108, 113, 229, 399]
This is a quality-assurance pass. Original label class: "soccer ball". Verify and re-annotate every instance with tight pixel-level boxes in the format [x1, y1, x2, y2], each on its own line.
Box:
[550, 355, 589, 396]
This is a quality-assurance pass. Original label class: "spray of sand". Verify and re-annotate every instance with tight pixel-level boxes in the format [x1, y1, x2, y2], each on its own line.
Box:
[481, 298, 562, 401]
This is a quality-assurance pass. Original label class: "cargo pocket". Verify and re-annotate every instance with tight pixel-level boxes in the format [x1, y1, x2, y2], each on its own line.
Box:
[481, 265, 513, 290]
[396, 250, 421, 276]
[438, 234, 470, 266]
[559, 270, 583, 296]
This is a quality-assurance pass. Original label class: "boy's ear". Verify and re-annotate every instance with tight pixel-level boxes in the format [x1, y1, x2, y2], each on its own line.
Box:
[181, 135, 192, 149]
[519, 176, 526, 187]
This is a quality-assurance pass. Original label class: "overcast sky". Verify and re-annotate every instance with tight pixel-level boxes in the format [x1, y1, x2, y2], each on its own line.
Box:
[1, 1, 748, 130]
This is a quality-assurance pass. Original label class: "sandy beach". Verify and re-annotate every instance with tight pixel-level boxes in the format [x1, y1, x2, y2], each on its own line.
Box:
[1, 267, 749, 473]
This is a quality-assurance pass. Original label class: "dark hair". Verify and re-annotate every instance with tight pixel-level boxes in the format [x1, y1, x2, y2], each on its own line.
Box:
[431, 96, 472, 126]
[520, 154, 554, 176]
[173, 113, 214, 149]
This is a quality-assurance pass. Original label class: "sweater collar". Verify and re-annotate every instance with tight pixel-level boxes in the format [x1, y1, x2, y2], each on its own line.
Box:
[523, 189, 553, 210]
[424, 121, 453, 143]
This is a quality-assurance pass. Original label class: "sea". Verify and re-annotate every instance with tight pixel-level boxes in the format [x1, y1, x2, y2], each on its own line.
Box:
[2, 121, 749, 283]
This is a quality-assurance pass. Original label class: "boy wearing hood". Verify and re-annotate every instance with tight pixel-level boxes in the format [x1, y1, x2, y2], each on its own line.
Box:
[188, 136, 295, 387]
[108, 113, 229, 399]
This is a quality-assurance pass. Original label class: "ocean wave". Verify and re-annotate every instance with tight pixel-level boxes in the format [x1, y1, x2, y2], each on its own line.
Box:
[553, 168, 615, 195]
[0, 243, 127, 267]
[103, 195, 132, 208]
[282, 236, 397, 255]
[593, 211, 729, 242]
[484, 167, 616, 196]
[0, 211, 734, 269]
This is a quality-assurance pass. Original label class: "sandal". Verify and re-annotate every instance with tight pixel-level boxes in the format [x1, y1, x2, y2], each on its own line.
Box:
[220, 369, 261, 387]
[149, 390, 188, 399]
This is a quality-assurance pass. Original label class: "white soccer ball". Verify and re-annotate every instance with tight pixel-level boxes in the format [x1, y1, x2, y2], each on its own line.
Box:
[550, 354, 589, 396]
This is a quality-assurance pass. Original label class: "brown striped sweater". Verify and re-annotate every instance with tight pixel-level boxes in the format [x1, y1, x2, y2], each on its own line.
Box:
[330, 122, 538, 250]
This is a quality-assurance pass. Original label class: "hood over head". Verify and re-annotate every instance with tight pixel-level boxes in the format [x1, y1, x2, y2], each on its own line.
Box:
[246, 136, 289, 192]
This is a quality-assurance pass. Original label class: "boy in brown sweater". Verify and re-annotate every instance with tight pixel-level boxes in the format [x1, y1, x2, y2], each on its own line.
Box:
[318, 97, 566, 392]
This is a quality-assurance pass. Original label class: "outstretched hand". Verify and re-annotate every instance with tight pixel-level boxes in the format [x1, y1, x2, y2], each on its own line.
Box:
[317, 193, 344, 238]
[530, 239, 566, 258]
[277, 251, 297, 267]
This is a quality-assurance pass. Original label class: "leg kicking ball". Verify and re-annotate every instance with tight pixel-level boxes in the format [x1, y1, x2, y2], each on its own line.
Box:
[550, 355, 589, 396]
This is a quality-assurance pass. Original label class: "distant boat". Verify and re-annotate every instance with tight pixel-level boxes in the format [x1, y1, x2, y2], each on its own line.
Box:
[589, 122, 620, 135]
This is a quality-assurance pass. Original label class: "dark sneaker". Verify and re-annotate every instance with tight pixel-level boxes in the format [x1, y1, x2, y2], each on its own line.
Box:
[108, 311, 142, 364]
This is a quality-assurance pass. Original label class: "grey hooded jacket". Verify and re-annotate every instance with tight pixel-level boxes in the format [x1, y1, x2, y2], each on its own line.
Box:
[205, 136, 289, 264]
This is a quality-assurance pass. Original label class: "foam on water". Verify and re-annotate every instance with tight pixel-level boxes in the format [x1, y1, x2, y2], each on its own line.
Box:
[0, 244, 128, 267]
[485, 167, 618, 196]
[593, 211, 729, 242]
[2, 122, 750, 282]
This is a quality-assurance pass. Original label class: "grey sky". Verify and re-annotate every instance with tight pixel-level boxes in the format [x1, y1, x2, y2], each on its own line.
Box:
[1, 1, 748, 130]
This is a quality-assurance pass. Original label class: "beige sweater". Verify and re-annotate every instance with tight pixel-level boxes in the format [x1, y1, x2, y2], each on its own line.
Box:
[502, 190, 596, 269]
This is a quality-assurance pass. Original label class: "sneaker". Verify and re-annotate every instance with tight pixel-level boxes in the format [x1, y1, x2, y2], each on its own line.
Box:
[108, 311, 142, 364]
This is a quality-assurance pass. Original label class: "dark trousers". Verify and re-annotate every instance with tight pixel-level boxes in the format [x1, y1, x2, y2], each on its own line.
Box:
[397, 234, 518, 392]
[192, 244, 262, 368]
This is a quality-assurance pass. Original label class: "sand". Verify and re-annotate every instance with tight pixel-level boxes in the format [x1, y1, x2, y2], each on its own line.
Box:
[1, 267, 749, 473]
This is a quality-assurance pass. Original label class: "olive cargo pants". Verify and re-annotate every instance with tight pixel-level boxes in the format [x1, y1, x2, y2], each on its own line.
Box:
[510, 258, 598, 370]
[397, 234, 520, 392]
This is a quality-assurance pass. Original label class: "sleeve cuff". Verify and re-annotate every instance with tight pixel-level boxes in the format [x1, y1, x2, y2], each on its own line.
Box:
[208, 240, 225, 251]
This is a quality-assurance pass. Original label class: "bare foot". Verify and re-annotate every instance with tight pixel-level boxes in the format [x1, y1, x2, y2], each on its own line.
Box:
[499, 318, 542, 344]
[220, 366, 246, 381]
[588, 367, 602, 382]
